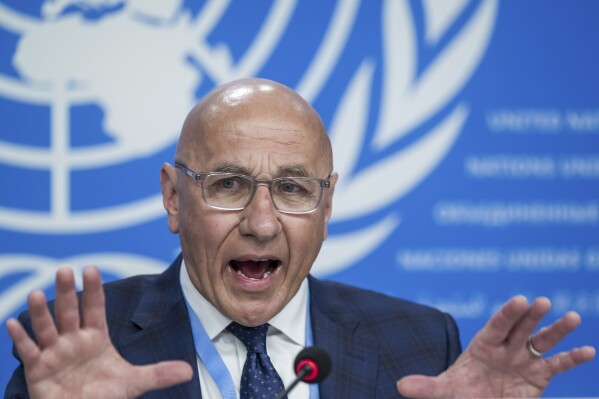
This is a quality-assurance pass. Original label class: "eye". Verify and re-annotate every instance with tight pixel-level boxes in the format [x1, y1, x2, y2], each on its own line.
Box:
[219, 178, 237, 189]
[207, 175, 248, 191]
[276, 179, 312, 196]
[280, 181, 299, 193]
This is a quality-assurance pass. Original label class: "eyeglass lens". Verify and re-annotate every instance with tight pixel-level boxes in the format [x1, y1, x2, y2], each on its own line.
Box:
[202, 174, 322, 212]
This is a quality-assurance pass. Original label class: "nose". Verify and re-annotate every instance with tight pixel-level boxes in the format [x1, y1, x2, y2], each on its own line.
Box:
[238, 185, 282, 241]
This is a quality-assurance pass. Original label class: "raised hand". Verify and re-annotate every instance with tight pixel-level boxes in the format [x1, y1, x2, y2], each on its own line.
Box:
[6, 267, 193, 399]
[397, 296, 595, 398]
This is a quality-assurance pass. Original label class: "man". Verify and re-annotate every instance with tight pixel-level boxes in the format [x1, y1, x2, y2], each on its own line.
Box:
[5, 78, 595, 398]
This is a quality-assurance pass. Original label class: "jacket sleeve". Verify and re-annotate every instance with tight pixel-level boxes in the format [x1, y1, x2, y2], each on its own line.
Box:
[444, 312, 463, 368]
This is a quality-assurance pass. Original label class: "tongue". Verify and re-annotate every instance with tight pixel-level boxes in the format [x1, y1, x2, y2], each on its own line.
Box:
[235, 260, 270, 279]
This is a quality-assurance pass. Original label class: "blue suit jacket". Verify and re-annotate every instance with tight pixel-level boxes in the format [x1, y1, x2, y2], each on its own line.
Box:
[5, 255, 461, 398]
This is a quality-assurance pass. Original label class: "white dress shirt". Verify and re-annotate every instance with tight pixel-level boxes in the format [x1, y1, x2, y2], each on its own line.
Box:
[180, 260, 310, 399]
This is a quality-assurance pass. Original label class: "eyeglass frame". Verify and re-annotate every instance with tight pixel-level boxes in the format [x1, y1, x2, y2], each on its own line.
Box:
[174, 162, 332, 214]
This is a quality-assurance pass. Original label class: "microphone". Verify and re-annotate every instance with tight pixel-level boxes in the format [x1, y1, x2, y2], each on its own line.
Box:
[275, 346, 332, 399]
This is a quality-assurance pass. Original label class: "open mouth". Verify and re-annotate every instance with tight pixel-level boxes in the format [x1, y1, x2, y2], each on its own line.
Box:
[230, 259, 281, 280]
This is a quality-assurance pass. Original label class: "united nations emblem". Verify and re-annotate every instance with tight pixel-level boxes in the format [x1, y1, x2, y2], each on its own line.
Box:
[0, 0, 497, 370]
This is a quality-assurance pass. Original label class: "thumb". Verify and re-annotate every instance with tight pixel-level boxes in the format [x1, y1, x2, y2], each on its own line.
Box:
[132, 360, 193, 396]
[397, 375, 444, 399]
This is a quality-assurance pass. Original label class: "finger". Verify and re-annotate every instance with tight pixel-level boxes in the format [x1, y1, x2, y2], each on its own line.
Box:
[507, 297, 551, 346]
[544, 346, 596, 375]
[530, 311, 581, 353]
[6, 318, 41, 365]
[81, 266, 107, 330]
[397, 375, 445, 399]
[27, 290, 59, 349]
[131, 361, 193, 396]
[54, 268, 80, 333]
[477, 295, 529, 346]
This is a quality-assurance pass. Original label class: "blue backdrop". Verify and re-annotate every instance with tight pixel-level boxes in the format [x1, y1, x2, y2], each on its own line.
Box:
[1, 1, 598, 396]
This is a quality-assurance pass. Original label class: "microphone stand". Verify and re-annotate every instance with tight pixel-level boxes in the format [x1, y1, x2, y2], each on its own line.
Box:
[275, 365, 311, 399]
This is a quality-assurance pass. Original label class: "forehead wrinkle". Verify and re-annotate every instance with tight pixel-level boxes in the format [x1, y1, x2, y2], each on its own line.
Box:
[233, 130, 306, 147]
[278, 164, 310, 177]
[213, 162, 252, 175]
[211, 162, 313, 178]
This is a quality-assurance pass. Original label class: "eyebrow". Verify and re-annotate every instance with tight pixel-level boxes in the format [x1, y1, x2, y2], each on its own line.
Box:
[280, 164, 310, 177]
[213, 163, 251, 175]
[212, 162, 311, 177]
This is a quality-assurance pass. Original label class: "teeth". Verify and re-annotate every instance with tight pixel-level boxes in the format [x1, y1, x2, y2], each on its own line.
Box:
[234, 268, 273, 279]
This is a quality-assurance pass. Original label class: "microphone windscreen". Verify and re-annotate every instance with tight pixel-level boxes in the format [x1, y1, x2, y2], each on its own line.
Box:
[294, 346, 332, 383]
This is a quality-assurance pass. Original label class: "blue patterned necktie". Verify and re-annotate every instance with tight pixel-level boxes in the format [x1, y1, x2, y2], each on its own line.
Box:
[227, 322, 287, 399]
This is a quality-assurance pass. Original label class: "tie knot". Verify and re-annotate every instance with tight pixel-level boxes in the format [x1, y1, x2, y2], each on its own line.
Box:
[227, 322, 269, 354]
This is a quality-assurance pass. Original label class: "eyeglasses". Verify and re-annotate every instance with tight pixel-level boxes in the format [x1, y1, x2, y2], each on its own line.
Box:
[175, 163, 331, 214]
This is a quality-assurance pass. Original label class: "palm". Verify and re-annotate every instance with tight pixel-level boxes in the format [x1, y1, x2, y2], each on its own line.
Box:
[436, 343, 549, 398]
[397, 296, 595, 398]
[7, 267, 192, 399]
[25, 329, 138, 398]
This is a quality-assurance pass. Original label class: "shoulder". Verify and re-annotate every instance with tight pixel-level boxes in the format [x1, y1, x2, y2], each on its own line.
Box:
[309, 276, 461, 357]
[99, 273, 159, 315]
[101, 255, 183, 312]
[102, 272, 162, 302]
[309, 276, 449, 322]
[100, 261, 183, 322]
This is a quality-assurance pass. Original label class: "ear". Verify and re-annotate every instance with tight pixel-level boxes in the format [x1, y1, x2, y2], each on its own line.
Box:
[160, 163, 179, 233]
[322, 172, 338, 241]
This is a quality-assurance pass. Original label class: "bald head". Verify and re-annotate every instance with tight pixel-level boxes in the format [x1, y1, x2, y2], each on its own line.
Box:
[175, 78, 333, 173]
[162, 78, 337, 326]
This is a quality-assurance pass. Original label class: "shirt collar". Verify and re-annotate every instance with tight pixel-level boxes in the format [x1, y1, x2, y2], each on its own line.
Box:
[268, 276, 308, 347]
[179, 258, 308, 346]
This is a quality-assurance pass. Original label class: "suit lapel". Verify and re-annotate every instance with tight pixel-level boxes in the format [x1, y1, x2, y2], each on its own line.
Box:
[118, 256, 202, 399]
[309, 277, 379, 399]
[113, 264, 383, 398]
